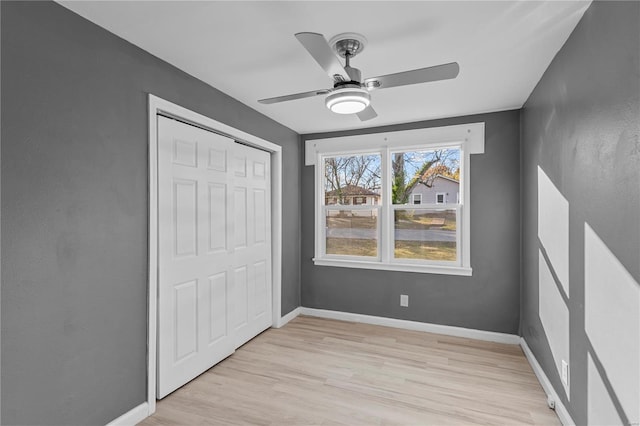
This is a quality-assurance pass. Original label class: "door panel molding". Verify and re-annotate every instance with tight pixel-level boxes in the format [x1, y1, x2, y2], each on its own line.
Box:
[148, 95, 282, 415]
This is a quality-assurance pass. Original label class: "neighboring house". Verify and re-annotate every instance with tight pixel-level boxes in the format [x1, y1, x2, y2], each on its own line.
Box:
[408, 174, 459, 204]
[325, 184, 380, 205]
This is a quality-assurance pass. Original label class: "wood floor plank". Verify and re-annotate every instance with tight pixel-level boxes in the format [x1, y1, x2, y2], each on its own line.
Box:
[141, 315, 559, 425]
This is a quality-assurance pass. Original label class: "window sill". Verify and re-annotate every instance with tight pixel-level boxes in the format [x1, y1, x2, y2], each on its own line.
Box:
[312, 258, 473, 276]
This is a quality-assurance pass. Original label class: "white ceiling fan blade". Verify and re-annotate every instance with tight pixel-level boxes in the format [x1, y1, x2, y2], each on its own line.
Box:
[357, 105, 378, 121]
[295, 32, 350, 82]
[364, 62, 459, 91]
[258, 89, 330, 104]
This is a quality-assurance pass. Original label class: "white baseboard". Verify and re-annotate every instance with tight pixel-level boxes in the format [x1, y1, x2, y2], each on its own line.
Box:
[106, 402, 149, 426]
[520, 338, 574, 426]
[299, 307, 521, 344]
[276, 307, 301, 328]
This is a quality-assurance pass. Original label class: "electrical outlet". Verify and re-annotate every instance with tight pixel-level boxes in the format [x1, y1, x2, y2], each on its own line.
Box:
[561, 360, 569, 386]
[400, 294, 409, 307]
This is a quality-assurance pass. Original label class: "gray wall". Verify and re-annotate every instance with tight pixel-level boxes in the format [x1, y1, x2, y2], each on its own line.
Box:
[0, 1, 300, 425]
[301, 110, 521, 334]
[520, 1, 640, 424]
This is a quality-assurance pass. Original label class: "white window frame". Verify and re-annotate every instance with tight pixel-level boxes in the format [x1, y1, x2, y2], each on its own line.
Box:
[412, 194, 422, 205]
[306, 123, 484, 276]
[436, 192, 446, 204]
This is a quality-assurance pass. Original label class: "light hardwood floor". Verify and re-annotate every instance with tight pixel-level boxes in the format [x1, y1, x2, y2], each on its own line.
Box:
[141, 315, 560, 425]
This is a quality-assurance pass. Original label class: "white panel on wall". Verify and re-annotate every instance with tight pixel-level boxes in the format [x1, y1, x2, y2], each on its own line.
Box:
[173, 139, 197, 167]
[585, 223, 640, 425]
[538, 166, 570, 296]
[234, 188, 247, 248]
[174, 179, 197, 257]
[208, 272, 227, 344]
[538, 249, 570, 397]
[208, 183, 227, 253]
[174, 280, 198, 362]
[588, 353, 622, 426]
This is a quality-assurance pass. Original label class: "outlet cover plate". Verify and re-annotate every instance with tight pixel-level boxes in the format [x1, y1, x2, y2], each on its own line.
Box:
[400, 294, 409, 307]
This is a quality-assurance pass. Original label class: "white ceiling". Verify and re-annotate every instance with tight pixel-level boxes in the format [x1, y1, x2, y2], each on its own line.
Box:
[58, 1, 590, 134]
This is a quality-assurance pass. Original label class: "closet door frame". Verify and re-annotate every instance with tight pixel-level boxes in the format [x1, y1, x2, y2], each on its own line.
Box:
[147, 94, 283, 415]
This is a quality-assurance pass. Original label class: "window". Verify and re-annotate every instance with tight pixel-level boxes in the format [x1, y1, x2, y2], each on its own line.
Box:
[306, 123, 484, 275]
[354, 196, 367, 205]
[390, 147, 460, 264]
[323, 153, 381, 259]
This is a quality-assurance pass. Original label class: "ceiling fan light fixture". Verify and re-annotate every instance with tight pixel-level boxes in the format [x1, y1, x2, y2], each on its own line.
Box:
[325, 87, 371, 114]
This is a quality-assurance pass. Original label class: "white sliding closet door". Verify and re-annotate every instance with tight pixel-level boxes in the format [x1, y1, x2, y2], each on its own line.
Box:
[157, 116, 271, 398]
[230, 143, 272, 348]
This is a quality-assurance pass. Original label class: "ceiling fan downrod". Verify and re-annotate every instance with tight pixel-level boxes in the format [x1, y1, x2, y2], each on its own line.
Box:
[336, 51, 362, 88]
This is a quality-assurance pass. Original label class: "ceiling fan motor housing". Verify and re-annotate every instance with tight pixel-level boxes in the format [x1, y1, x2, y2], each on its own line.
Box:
[338, 66, 362, 86]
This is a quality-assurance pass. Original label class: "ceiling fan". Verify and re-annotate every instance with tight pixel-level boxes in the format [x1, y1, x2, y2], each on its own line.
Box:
[258, 32, 460, 121]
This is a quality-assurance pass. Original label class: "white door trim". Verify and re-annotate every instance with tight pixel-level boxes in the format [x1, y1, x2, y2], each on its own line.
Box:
[147, 94, 282, 415]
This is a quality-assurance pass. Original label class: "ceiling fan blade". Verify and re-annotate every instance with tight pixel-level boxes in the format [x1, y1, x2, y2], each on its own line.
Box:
[295, 32, 350, 82]
[258, 89, 330, 105]
[356, 105, 378, 121]
[364, 62, 459, 91]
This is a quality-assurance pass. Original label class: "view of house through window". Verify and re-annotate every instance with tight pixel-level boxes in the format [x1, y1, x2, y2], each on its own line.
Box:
[324, 154, 381, 257]
[391, 148, 460, 262]
[322, 147, 461, 263]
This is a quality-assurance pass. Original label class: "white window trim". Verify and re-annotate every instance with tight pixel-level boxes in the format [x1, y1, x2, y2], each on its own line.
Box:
[436, 192, 446, 204]
[412, 194, 422, 204]
[307, 122, 484, 276]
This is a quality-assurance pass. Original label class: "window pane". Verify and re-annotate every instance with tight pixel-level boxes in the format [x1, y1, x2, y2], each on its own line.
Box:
[391, 148, 460, 205]
[394, 209, 457, 261]
[326, 209, 378, 257]
[324, 154, 381, 206]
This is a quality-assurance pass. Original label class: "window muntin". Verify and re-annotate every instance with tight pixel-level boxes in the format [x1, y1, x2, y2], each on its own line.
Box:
[412, 194, 421, 204]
